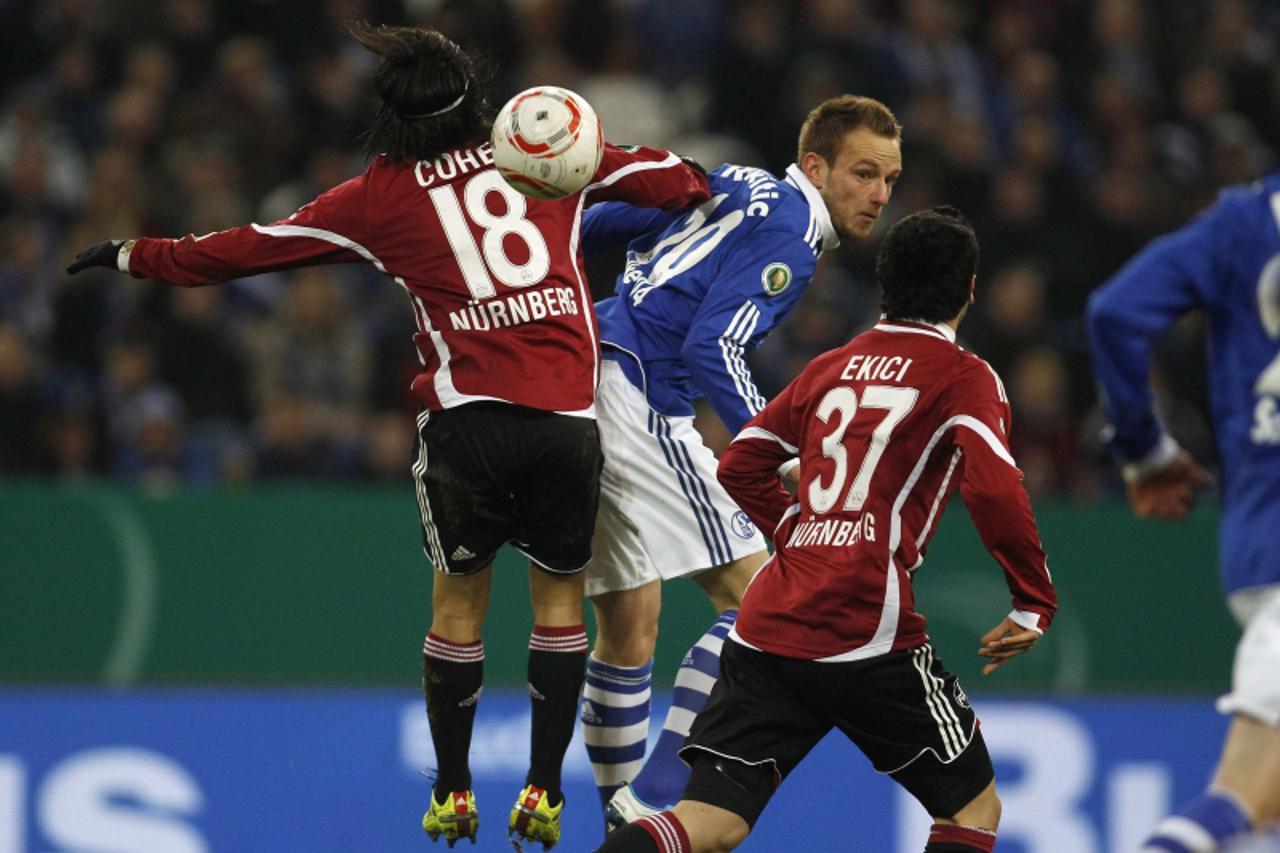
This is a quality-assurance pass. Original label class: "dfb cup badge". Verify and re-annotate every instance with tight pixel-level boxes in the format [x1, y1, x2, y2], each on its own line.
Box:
[761, 262, 792, 296]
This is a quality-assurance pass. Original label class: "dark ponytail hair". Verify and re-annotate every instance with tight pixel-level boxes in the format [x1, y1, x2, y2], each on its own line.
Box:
[347, 22, 494, 164]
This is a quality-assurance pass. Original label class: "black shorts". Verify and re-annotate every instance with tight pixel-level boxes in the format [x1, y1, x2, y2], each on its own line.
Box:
[680, 640, 993, 827]
[412, 403, 603, 575]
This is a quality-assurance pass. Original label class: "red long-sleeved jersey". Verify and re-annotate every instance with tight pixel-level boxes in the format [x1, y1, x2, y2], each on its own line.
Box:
[123, 141, 710, 416]
[718, 319, 1057, 661]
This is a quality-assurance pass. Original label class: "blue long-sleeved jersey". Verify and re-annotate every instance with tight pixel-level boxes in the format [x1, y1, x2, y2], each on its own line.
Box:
[1087, 172, 1280, 594]
[583, 163, 838, 434]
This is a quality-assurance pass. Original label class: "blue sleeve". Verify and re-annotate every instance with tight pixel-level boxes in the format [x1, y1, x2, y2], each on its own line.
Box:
[581, 202, 684, 256]
[1086, 199, 1230, 460]
[680, 225, 817, 433]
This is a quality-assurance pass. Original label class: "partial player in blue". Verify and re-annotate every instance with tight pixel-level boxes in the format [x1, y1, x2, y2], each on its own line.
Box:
[1087, 173, 1280, 852]
[577, 95, 903, 831]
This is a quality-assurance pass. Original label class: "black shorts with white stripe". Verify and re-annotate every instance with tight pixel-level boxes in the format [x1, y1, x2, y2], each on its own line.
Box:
[680, 640, 993, 824]
[412, 402, 603, 575]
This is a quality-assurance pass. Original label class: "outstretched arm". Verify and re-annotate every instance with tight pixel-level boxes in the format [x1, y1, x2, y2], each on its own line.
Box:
[67, 174, 373, 286]
[584, 143, 710, 211]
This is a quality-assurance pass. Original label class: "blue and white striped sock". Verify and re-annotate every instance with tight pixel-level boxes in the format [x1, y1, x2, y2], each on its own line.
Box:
[581, 655, 653, 808]
[1140, 790, 1253, 852]
[630, 609, 737, 810]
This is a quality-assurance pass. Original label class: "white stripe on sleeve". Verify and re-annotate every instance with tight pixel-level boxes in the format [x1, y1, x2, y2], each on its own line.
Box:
[953, 415, 1017, 468]
[584, 151, 682, 195]
[252, 223, 381, 267]
[979, 359, 1008, 404]
[719, 302, 767, 414]
[735, 426, 799, 454]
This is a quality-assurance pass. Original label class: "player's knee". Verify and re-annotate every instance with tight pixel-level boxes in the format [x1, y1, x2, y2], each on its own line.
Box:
[431, 592, 488, 640]
[595, 615, 658, 666]
[694, 553, 765, 611]
[672, 800, 750, 853]
[983, 789, 1002, 829]
[429, 615, 484, 644]
[591, 586, 661, 665]
[947, 782, 1001, 831]
[681, 752, 772, 847]
[433, 592, 486, 622]
[703, 822, 749, 852]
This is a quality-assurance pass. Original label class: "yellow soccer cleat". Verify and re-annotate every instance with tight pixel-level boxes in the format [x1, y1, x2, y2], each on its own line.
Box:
[508, 784, 563, 850]
[422, 789, 479, 847]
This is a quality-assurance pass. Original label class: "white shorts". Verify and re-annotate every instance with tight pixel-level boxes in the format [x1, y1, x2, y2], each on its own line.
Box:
[1216, 582, 1280, 727]
[585, 360, 768, 598]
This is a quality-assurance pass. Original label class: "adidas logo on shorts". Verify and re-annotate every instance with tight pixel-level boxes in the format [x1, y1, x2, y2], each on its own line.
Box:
[451, 545, 476, 561]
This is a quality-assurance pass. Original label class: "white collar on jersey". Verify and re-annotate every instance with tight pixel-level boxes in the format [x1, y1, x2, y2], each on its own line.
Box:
[784, 163, 840, 253]
[874, 316, 957, 343]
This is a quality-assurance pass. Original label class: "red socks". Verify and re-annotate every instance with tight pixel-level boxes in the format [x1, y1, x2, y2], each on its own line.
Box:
[925, 823, 997, 852]
[635, 812, 692, 853]
[592, 810, 691, 852]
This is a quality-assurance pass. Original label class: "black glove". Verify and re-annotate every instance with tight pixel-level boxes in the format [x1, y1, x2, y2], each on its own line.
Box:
[66, 239, 125, 275]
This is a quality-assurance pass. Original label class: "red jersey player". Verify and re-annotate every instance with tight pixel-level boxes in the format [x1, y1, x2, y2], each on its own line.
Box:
[65, 23, 710, 851]
[595, 207, 1057, 853]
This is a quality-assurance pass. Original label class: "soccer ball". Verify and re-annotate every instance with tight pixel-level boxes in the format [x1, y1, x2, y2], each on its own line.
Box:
[491, 86, 604, 200]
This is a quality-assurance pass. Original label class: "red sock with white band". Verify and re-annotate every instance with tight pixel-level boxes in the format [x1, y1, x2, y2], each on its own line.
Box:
[636, 812, 692, 852]
[529, 623, 591, 654]
[421, 632, 484, 797]
[925, 823, 997, 852]
[591, 810, 691, 852]
[527, 624, 588, 803]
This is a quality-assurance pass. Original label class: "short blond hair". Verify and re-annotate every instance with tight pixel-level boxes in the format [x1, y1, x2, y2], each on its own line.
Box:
[797, 95, 901, 165]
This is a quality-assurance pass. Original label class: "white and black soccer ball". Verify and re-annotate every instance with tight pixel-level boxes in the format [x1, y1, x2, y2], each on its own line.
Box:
[491, 86, 603, 200]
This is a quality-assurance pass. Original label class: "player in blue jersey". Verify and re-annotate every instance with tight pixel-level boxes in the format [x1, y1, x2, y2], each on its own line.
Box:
[1088, 174, 1280, 852]
[576, 95, 903, 829]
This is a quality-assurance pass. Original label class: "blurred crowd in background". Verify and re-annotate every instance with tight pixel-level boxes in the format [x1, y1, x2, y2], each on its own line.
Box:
[1, 0, 1276, 497]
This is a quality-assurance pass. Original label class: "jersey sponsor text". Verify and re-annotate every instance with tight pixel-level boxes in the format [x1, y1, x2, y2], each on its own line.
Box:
[718, 165, 780, 217]
[785, 512, 877, 549]
[449, 287, 580, 331]
[840, 354, 913, 383]
[414, 142, 496, 187]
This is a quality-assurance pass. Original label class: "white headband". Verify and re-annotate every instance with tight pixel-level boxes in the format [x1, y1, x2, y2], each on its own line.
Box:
[399, 82, 469, 120]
